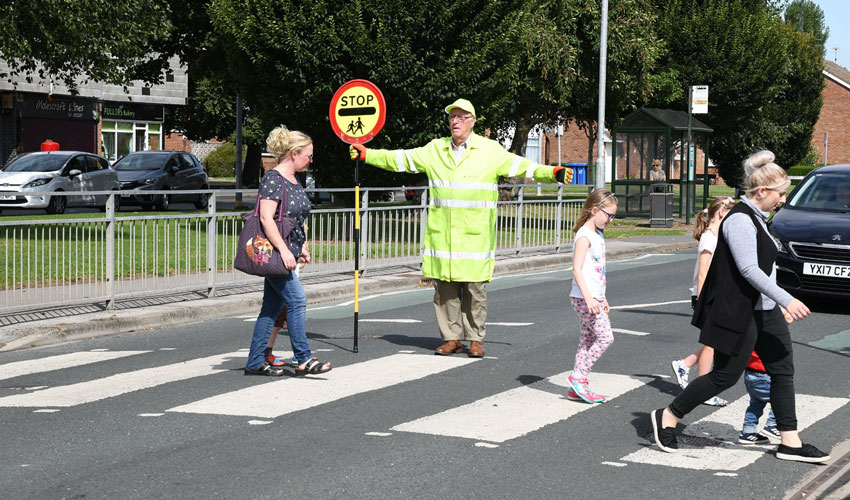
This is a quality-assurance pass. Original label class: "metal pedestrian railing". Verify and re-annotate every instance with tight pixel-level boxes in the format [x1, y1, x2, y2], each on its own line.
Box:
[0, 185, 582, 315]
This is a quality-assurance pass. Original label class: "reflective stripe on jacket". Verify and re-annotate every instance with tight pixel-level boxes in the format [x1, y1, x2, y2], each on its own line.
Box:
[364, 132, 560, 282]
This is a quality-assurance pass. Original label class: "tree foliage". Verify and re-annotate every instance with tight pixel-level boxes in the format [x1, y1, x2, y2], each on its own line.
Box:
[784, 0, 829, 53]
[647, 0, 824, 186]
[206, 0, 537, 190]
[0, 0, 174, 88]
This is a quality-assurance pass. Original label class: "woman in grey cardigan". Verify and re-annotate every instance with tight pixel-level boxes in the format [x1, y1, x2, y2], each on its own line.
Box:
[649, 150, 830, 463]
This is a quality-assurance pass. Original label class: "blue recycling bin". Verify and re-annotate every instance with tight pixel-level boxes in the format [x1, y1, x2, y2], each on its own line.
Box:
[566, 163, 587, 184]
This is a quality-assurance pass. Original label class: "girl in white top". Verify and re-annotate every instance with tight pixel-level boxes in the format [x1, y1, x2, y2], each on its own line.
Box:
[670, 197, 735, 406]
[567, 189, 618, 404]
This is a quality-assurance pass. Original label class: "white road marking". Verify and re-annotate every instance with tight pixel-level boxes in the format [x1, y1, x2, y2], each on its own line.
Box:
[621, 393, 849, 470]
[365, 432, 393, 437]
[602, 462, 627, 467]
[360, 319, 422, 323]
[612, 328, 651, 336]
[90, 349, 110, 352]
[0, 350, 150, 382]
[248, 420, 273, 425]
[475, 442, 499, 448]
[714, 472, 738, 477]
[487, 322, 533, 327]
[33, 409, 60, 413]
[0, 351, 245, 408]
[398, 350, 415, 354]
[391, 372, 646, 443]
[138, 413, 164, 417]
[158, 348, 176, 351]
[609, 300, 690, 310]
[168, 354, 477, 419]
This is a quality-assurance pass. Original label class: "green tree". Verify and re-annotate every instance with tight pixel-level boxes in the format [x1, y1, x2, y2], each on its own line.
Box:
[648, 0, 824, 186]
[784, 0, 830, 53]
[205, 0, 541, 193]
[0, 0, 174, 89]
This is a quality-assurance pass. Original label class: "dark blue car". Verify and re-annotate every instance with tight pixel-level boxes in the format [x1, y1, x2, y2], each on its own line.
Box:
[114, 151, 209, 210]
[769, 164, 850, 298]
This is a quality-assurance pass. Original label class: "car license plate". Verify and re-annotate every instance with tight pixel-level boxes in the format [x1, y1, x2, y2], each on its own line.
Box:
[0, 194, 16, 201]
[803, 262, 850, 279]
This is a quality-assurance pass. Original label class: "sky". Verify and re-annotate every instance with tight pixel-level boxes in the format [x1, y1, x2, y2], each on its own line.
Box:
[813, 0, 849, 68]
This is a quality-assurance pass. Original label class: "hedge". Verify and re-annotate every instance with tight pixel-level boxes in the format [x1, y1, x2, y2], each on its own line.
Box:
[202, 143, 246, 178]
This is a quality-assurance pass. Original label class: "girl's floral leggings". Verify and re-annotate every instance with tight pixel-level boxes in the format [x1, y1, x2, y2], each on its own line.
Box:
[570, 297, 614, 379]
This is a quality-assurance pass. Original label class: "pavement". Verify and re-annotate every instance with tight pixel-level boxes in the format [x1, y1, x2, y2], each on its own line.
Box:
[0, 233, 697, 352]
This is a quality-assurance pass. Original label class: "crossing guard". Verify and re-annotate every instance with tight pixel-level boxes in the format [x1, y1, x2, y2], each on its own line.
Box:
[350, 98, 573, 357]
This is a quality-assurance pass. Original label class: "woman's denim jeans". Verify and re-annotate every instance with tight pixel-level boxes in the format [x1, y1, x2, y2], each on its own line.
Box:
[247, 273, 310, 370]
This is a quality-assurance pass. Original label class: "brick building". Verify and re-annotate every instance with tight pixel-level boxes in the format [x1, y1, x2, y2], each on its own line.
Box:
[0, 57, 187, 164]
[814, 60, 850, 165]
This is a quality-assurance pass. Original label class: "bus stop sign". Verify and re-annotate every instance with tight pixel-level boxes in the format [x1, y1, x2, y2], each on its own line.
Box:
[329, 79, 386, 144]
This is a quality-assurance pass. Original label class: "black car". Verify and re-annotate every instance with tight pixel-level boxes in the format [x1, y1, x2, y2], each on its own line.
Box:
[769, 164, 850, 298]
[114, 151, 209, 210]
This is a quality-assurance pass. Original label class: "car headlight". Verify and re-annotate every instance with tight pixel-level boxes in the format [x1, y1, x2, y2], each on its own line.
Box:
[777, 240, 790, 254]
[23, 178, 51, 188]
[142, 178, 158, 185]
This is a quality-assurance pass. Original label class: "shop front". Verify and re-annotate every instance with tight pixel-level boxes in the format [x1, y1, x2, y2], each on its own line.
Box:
[19, 94, 99, 153]
[101, 101, 165, 162]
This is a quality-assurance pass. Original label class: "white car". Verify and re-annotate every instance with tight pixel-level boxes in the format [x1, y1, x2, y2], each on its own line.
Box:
[0, 151, 120, 214]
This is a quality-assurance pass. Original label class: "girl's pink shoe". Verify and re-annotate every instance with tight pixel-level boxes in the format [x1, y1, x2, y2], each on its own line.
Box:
[568, 374, 606, 403]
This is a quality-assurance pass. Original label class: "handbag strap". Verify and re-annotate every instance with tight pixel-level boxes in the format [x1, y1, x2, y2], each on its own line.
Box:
[253, 170, 290, 222]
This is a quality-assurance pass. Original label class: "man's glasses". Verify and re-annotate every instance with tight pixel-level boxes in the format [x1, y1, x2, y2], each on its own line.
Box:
[599, 208, 616, 221]
[448, 114, 473, 123]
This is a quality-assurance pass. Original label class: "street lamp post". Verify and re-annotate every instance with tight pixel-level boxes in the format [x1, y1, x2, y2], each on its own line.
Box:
[595, 0, 609, 190]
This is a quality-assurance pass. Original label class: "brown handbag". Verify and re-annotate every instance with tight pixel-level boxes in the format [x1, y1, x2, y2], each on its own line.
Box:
[233, 171, 295, 277]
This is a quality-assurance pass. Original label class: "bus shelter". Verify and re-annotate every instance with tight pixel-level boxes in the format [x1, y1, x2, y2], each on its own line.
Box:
[611, 107, 713, 219]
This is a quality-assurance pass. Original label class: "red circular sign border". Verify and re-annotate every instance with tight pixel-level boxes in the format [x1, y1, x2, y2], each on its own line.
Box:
[329, 79, 386, 144]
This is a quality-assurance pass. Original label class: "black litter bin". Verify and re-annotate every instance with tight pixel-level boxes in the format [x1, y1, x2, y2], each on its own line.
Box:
[650, 183, 673, 228]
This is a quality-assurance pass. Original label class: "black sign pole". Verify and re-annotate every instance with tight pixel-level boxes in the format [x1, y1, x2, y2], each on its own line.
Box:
[353, 155, 360, 353]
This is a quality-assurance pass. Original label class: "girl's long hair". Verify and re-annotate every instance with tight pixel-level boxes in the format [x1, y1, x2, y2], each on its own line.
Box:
[572, 189, 618, 233]
[693, 197, 735, 240]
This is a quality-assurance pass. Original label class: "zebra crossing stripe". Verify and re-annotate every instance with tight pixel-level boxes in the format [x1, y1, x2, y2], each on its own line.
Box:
[0, 351, 246, 408]
[0, 350, 151, 382]
[621, 393, 849, 471]
[391, 372, 646, 443]
[167, 354, 477, 419]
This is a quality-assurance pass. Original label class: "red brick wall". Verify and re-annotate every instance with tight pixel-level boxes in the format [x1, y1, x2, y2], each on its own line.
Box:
[543, 124, 598, 165]
[164, 132, 192, 152]
[812, 77, 850, 165]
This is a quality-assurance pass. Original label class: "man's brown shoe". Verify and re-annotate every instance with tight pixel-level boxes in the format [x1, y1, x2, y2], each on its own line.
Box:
[468, 341, 485, 358]
[435, 340, 463, 355]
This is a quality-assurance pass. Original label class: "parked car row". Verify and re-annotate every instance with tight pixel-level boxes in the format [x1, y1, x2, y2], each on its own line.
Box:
[0, 150, 209, 214]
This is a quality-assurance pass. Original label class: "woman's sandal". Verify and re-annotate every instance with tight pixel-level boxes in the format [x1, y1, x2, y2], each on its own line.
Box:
[294, 358, 332, 376]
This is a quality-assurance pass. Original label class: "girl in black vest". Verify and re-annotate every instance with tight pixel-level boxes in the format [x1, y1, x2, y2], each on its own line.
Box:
[650, 150, 830, 463]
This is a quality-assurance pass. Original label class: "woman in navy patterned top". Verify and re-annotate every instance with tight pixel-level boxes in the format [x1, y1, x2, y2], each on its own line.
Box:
[244, 125, 331, 377]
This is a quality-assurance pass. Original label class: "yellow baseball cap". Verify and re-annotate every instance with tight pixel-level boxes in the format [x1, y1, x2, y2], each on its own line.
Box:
[444, 98, 476, 119]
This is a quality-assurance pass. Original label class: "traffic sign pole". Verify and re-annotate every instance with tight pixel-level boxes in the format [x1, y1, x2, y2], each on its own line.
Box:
[353, 157, 360, 353]
[328, 79, 386, 354]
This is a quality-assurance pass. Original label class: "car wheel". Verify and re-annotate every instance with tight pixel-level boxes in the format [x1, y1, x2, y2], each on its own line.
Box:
[194, 189, 209, 209]
[46, 194, 67, 215]
[155, 192, 169, 211]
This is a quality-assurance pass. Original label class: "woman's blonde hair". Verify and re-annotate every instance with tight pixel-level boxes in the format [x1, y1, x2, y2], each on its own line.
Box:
[742, 150, 790, 197]
[693, 197, 735, 241]
[572, 188, 618, 233]
[266, 125, 312, 162]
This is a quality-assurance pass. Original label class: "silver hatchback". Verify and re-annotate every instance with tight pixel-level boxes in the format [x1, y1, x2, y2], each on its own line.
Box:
[0, 151, 120, 214]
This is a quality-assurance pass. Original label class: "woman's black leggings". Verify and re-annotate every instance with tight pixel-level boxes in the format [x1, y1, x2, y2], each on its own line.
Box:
[669, 307, 797, 431]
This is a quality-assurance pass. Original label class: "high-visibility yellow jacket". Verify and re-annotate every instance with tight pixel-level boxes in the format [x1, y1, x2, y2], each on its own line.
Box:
[364, 132, 567, 282]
